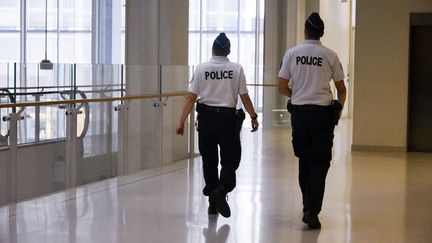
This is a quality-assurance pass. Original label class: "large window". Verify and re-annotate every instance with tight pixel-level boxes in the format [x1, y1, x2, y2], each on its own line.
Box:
[0, 0, 125, 144]
[0, 0, 20, 62]
[189, 0, 265, 111]
[0, 0, 125, 65]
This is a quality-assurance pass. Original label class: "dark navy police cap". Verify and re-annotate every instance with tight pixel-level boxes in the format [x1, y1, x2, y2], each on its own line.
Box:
[212, 33, 231, 52]
[305, 12, 324, 31]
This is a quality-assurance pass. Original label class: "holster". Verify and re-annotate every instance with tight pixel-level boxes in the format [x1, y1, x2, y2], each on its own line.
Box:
[286, 99, 293, 113]
[330, 100, 342, 126]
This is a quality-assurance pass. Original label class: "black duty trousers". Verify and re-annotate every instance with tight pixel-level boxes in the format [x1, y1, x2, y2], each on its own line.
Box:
[198, 109, 241, 196]
[291, 106, 335, 215]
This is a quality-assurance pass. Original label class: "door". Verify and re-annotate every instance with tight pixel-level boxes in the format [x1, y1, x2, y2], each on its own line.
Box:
[408, 19, 432, 152]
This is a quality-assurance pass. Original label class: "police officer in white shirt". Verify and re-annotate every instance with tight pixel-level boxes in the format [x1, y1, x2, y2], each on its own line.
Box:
[177, 33, 259, 218]
[278, 13, 347, 229]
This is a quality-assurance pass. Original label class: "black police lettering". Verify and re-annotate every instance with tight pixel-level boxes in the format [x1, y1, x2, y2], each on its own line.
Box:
[296, 56, 323, 66]
[204, 70, 234, 80]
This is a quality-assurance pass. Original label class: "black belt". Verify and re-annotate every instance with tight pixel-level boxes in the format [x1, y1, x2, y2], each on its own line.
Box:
[197, 103, 236, 113]
[292, 104, 331, 111]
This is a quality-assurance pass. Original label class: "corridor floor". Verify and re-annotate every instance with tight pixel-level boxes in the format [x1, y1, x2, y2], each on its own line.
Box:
[1, 120, 431, 243]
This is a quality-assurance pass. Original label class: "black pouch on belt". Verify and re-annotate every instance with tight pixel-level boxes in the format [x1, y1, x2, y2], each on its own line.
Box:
[235, 108, 246, 133]
[330, 100, 342, 126]
[286, 99, 293, 113]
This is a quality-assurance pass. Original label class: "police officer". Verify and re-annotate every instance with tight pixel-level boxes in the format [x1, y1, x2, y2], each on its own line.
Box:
[176, 33, 259, 218]
[278, 13, 346, 229]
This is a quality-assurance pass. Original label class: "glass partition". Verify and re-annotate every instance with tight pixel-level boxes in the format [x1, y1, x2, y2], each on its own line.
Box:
[0, 62, 225, 205]
[0, 63, 15, 143]
[0, 62, 16, 205]
[16, 63, 73, 144]
[74, 64, 121, 184]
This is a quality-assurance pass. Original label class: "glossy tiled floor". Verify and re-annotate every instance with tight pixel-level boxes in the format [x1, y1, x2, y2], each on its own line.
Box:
[1, 120, 432, 243]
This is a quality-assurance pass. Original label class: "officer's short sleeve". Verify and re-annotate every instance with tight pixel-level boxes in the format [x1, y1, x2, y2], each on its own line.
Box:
[332, 55, 345, 82]
[188, 67, 199, 94]
[278, 51, 291, 80]
[238, 66, 248, 95]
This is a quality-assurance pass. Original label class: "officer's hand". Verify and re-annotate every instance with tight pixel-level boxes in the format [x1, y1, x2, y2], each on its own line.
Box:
[176, 124, 184, 136]
[251, 119, 259, 132]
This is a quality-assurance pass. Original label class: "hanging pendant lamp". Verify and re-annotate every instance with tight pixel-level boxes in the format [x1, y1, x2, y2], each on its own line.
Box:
[40, 0, 53, 70]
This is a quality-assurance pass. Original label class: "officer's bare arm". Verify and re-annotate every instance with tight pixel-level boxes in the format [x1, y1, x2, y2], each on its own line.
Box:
[334, 80, 346, 108]
[176, 92, 198, 135]
[279, 77, 292, 97]
[240, 93, 259, 132]
[240, 93, 257, 118]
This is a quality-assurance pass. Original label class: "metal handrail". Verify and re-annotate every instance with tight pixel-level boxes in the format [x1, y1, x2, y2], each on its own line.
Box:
[0, 91, 188, 109]
[0, 89, 123, 97]
[0, 83, 277, 109]
[0, 84, 123, 90]
[0, 83, 276, 90]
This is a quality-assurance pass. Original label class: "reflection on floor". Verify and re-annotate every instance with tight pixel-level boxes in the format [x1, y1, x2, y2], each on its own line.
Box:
[0, 119, 431, 243]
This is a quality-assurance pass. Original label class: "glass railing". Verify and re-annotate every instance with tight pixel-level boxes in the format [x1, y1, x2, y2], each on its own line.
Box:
[0, 63, 192, 206]
[0, 62, 285, 206]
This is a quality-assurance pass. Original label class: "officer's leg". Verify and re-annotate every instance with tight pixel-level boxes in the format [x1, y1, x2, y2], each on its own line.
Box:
[198, 113, 220, 196]
[308, 110, 334, 214]
[308, 159, 330, 214]
[299, 157, 311, 212]
[219, 114, 241, 193]
[292, 110, 312, 212]
[219, 138, 240, 193]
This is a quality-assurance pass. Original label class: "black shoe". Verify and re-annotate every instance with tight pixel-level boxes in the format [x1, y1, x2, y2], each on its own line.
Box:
[210, 185, 231, 218]
[302, 212, 310, 224]
[208, 202, 218, 215]
[307, 214, 321, 229]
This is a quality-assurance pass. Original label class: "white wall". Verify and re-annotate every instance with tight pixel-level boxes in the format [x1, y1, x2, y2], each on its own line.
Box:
[352, 0, 432, 151]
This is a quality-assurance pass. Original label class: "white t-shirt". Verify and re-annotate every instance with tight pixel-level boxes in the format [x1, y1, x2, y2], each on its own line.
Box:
[189, 56, 249, 108]
[278, 40, 345, 106]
